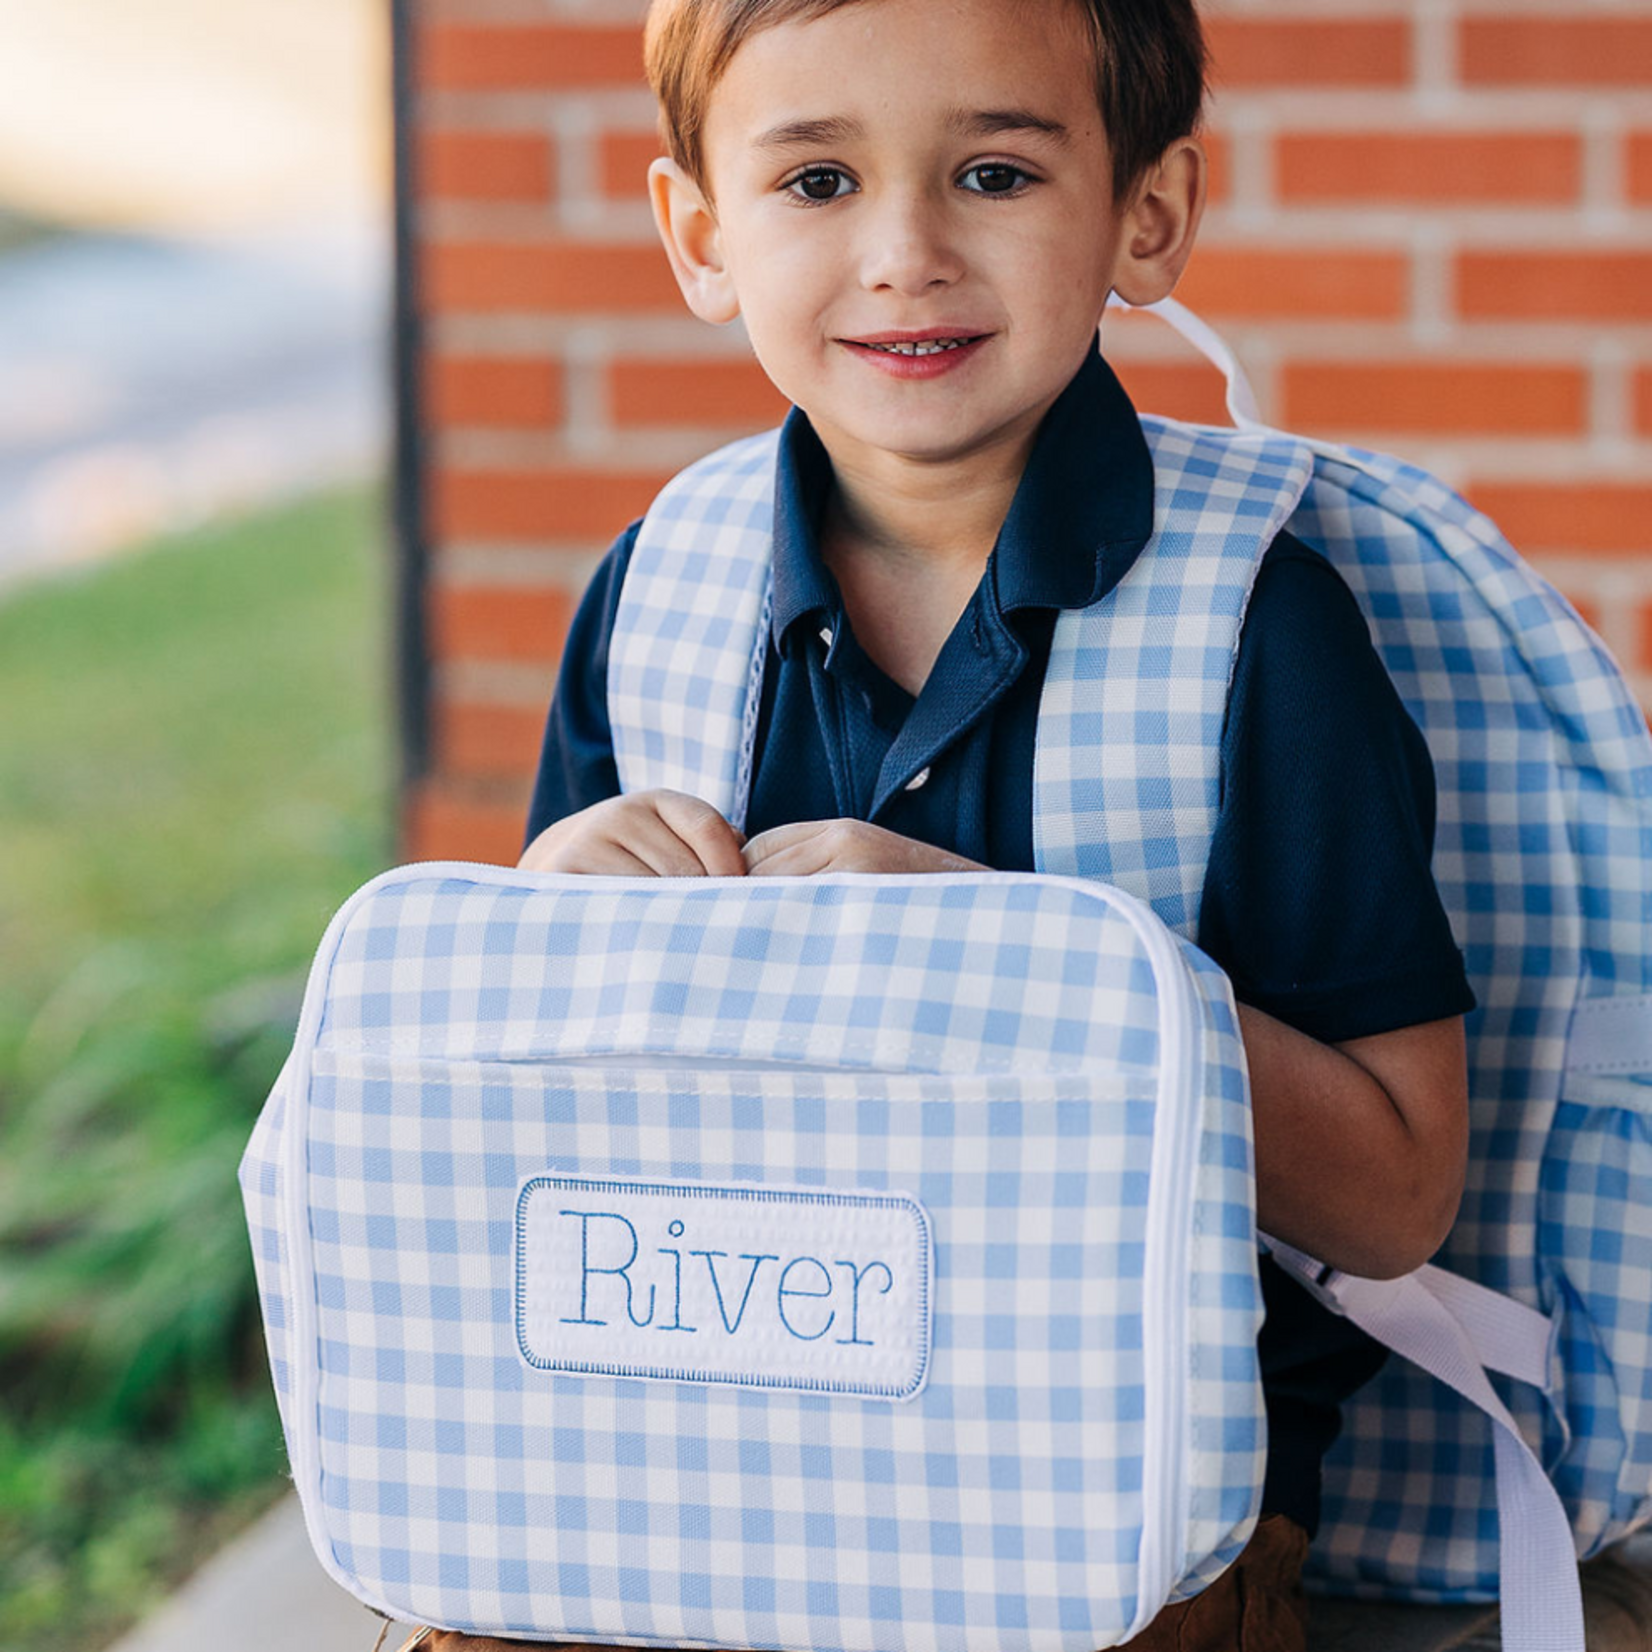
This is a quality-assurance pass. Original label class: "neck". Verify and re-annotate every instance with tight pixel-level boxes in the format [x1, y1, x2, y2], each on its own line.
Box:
[817, 427, 1037, 577]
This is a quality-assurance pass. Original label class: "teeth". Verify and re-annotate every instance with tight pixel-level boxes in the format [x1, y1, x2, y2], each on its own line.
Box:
[868, 338, 968, 356]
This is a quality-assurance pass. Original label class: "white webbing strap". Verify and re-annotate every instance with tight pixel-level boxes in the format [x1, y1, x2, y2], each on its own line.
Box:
[1104, 295, 1387, 481]
[1565, 992, 1652, 1077]
[1103, 294, 1266, 431]
[1327, 1267, 1583, 1652]
[1406, 1263, 1553, 1389]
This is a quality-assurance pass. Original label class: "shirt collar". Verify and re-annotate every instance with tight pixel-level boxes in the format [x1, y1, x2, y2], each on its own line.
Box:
[768, 344, 1155, 651]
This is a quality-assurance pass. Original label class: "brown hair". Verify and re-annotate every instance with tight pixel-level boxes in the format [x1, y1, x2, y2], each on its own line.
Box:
[643, 0, 1207, 202]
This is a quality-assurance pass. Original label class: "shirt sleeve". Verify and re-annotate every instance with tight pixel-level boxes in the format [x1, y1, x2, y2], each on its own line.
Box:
[522, 521, 639, 851]
[1197, 531, 1477, 1045]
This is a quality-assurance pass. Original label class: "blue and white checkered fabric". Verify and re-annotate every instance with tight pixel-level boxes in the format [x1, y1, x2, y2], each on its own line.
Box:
[619, 422, 1313, 940]
[241, 871, 1264, 1647]
[612, 432, 779, 830]
[1034, 420, 1313, 937]
[606, 410, 1652, 1605]
[1290, 446, 1652, 1600]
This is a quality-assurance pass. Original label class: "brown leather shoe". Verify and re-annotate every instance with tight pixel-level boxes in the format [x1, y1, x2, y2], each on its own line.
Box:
[1116, 1515, 1310, 1652]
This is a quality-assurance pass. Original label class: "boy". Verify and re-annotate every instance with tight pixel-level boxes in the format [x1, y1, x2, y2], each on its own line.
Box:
[483, 0, 1476, 1645]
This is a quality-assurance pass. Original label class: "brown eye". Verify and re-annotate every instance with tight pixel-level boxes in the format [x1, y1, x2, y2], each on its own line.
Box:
[960, 164, 1029, 195]
[788, 168, 853, 201]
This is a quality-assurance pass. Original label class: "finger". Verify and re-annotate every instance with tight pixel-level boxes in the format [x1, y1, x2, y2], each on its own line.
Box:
[562, 840, 661, 876]
[599, 808, 719, 876]
[745, 839, 833, 877]
[742, 821, 822, 873]
[518, 819, 660, 875]
[653, 790, 748, 876]
[518, 841, 551, 872]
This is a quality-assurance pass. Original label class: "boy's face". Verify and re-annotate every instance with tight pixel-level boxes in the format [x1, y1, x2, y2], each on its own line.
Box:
[653, 0, 1200, 475]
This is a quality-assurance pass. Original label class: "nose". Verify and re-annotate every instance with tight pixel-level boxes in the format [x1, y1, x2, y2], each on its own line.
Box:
[857, 188, 963, 296]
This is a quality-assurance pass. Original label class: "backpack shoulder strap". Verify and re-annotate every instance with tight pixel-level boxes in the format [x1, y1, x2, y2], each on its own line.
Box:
[611, 415, 1315, 906]
[609, 429, 780, 828]
[1033, 417, 1315, 937]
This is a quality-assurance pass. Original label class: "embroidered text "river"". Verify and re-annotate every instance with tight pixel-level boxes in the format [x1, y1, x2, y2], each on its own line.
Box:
[515, 1176, 932, 1398]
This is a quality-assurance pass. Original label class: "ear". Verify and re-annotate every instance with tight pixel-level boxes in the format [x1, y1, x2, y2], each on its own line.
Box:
[1108, 136, 1207, 308]
[649, 156, 740, 325]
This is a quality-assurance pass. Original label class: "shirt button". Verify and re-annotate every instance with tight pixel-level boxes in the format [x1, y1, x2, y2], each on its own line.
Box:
[818, 625, 834, 648]
[904, 766, 931, 792]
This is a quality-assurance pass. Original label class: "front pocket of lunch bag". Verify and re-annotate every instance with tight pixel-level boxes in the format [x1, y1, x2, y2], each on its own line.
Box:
[288, 1049, 1179, 1651]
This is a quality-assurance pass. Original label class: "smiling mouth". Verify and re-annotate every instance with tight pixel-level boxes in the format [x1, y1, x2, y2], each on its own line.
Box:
[855, 336, 984, 357]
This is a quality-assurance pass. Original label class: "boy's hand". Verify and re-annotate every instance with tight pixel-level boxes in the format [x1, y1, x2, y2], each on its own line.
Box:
[518, 790, 746, 877]
[744, 820, 986, 877]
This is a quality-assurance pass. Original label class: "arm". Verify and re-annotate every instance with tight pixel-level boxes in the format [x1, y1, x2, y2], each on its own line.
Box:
[1243, 1007, 1468, 1280]
[1202, 538, 1477, 1282]
[522, 524, 632, 850]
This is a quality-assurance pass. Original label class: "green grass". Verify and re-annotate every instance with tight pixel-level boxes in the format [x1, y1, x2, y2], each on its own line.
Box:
[0, 488, 394, 1651]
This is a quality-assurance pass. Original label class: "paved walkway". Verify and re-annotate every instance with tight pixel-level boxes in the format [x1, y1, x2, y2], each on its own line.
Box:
[105, 1497, 413, 1652]
[106, 1493, 1652, 1652]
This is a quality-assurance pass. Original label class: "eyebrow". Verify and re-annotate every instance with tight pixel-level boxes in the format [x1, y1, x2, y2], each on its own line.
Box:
[751, 108, 1071, 152]
[752, 116, 864, 151]
[948, 107, 1072, 144]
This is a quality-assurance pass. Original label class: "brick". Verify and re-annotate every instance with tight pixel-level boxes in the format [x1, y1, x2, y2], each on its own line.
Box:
[1467, 484, 1652, 556]
[428, 583, 576, 662]
[1203, 130, 1230, 207]
[425, 241, 679, 313]
[1630, 134, 1652, 206]
[1282, 361, 1586, 437]
[402, 777, 529, 866]
[1638, 605, 1652, 676]
[1205, 18, 1410, 88]
[610, 359, 788, 427]
[1277, 132, 1580, 206]
[421, 130, 554, 203]
[434, 698, 549, 782]
[601, 131, 662, 200]
[1462, 16, 1652, 87]
[1636, 368, 1652, 438]
[433, 466, 672, 542]
[1458, 253, 1652, 322]
[427, 356, 564, 429]
[422, 23, 642, 92]
[1109, 362, 1231, 427]
[1177, 248, 1408, 320]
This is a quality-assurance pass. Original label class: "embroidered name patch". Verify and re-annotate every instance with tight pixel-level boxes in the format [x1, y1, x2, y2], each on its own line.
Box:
[515, 1176, 932, 1398]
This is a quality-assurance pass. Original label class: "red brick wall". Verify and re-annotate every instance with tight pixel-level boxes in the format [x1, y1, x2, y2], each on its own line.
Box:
[403, 0, 1652, 864]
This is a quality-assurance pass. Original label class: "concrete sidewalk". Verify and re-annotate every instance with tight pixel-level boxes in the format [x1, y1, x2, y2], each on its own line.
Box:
[105, 1492, 1652, 1652]
[105, 1497, 414, 1652]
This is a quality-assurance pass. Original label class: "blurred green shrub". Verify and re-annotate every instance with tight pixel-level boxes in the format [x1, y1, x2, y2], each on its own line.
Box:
[0, 487, 393, 1651]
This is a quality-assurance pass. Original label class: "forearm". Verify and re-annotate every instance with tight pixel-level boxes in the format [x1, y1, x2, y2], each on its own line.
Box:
[1240, 1004, 1469, 1280]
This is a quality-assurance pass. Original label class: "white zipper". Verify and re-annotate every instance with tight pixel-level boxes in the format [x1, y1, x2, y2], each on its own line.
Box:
[1099, 886, 1202, 1634]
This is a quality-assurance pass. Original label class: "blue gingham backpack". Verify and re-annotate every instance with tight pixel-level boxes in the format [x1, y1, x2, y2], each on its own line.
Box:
[595, 299, 1652, 1652]
[242, 866, 1267, 1648]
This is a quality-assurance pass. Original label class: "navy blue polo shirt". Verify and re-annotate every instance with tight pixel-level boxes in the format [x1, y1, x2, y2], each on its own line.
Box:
[526, 345, 1476, 1535]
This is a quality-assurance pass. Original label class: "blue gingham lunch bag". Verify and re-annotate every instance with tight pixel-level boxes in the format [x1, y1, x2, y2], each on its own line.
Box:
[595, 298, 1652, 1652]
[242, 867, 1266, 1649]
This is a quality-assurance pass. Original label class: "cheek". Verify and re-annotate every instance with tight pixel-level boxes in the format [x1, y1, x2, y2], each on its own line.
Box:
[724, 238, 839, 358]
